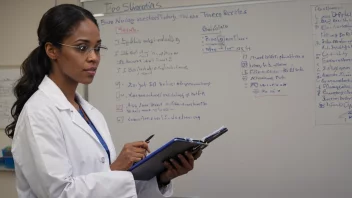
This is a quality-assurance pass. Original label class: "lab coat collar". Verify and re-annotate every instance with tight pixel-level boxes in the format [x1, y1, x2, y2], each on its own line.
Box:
[38, 76, 95, 111]
[38, 76, 93, 136]
[38, 76, 76, 111]
[38, 76, 111, 155]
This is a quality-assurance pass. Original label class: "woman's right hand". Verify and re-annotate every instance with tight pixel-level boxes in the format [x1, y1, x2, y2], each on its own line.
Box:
[110, 141, 150, 171]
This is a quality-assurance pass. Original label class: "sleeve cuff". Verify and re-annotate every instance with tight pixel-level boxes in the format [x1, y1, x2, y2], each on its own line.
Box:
[158, 179, 173, 197]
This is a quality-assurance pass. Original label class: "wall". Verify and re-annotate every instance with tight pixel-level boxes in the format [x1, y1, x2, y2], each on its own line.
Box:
[0, 0, 79, 197]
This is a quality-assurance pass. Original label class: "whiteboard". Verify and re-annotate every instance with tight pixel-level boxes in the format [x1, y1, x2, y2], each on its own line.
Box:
[0, 67, 20, 129]
[87, 0, 352, 197]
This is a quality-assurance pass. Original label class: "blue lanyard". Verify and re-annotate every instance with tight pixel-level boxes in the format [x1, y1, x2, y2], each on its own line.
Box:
[78, 108, 111, 165]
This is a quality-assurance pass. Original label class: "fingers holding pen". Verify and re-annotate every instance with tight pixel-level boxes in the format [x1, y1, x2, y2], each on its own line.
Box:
[132, 141, 150, 153]
[111, 141, 150, 171]
[132, 147, 148, 158]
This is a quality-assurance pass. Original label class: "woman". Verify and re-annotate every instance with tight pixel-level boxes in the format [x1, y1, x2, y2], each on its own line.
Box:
[5, 4, 201, 198]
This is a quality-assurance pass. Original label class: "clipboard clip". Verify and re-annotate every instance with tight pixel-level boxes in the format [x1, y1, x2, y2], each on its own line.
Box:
[190, 126, 228, 154]
[202, 126, 228, 144]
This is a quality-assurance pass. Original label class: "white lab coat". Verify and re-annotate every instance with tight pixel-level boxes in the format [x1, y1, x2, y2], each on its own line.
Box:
[11, 76, 173, 198]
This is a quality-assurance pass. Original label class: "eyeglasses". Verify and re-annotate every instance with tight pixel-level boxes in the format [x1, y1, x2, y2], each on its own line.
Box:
[57, 43, 108, 56]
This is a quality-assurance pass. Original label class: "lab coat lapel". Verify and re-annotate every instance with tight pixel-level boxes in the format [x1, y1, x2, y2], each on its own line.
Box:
[71, 110, 101, 144]
[83, 108, 113, 152]
[75, 94, 114, 154]
[38, 76, 103, 146]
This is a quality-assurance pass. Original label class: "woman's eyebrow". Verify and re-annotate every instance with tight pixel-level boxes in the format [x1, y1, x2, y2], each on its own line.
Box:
[73, 39, 90, 43]
[73, 39, 102, 44]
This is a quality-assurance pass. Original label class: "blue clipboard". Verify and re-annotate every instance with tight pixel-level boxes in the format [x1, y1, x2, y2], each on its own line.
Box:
[128, 138, 206, 180]
[128, 127, 228, 181]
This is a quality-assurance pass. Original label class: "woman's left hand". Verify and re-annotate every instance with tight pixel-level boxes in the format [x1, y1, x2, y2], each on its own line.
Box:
[157, 150, 202, 186]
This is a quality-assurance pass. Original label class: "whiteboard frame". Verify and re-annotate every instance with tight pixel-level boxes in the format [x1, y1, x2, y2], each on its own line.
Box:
[81, 0, 294, 15]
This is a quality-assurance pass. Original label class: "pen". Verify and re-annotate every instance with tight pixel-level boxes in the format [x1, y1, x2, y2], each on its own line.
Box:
[145, 134, 154, 143]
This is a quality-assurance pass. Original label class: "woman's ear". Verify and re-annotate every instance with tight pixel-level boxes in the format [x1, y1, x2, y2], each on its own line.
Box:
[45, 42, 59, 60]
